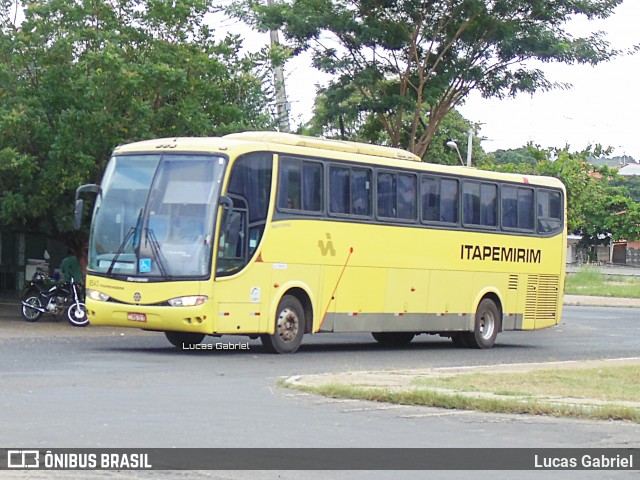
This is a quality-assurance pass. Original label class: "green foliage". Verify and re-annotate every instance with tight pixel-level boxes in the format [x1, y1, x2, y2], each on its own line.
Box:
[566, 269, 640, 298]
[300, 93, 487, 165]
[0, 0, 274, 248]
[610, 174, 640, 203]
[233, 0, 623, 157]
[490, 146, 540, 169]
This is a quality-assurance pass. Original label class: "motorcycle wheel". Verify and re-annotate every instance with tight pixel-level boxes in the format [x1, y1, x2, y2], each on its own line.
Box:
[21, 296, 43, 322]
[66, 302, 89, 327]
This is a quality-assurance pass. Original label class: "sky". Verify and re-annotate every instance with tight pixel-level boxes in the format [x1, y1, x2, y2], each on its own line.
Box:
[233, 0, 640, 158]
[457, 0, 640, 158]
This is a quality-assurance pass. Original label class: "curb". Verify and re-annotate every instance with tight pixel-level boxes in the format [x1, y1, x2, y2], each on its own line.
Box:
[563, 295, 640, 308]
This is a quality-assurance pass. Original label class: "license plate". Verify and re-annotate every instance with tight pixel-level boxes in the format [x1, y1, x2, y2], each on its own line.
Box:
[127, 312, 147, 322]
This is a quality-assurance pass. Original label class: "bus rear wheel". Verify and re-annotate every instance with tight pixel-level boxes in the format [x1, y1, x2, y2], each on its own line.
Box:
[165, 331, 206, 349]
[261, 295, 305, 354]
[371, 332, 415, 346]
[464, 298, 500, 349]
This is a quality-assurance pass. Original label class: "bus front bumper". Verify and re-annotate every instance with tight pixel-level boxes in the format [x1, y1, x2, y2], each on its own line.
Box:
[86, 299, 214, 334]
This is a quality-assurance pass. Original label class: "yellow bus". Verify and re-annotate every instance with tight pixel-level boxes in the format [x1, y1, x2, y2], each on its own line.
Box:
[75, 132, 566, 353]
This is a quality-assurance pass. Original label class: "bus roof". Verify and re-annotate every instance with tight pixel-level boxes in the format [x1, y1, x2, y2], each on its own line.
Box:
[112, 132, 565, 190]
[224, 132, 422, 162]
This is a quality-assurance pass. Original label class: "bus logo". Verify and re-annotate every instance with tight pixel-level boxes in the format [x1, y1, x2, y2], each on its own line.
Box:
[318, 233, 336, 257]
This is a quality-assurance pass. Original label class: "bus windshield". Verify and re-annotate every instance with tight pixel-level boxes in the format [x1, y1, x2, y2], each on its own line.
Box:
[88, 153, 226, 279]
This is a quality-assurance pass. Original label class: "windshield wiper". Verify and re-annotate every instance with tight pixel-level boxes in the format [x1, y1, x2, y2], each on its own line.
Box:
[106, 209, 142, 276]
[145, 227, 171, 279]
[106, 227, 135, 276]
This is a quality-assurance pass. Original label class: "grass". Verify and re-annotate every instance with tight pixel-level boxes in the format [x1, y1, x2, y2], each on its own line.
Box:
[282, 365, 640, 423]
[565, 268, 640, 297]
[412, 366, 640, 402]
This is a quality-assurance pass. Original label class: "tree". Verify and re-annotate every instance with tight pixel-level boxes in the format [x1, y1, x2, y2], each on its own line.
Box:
[300, 87, 488, 164]
[419, 109, 487, 166]
[0, 0, 274, 254]
[490, 146, 540, 169]
[300, 89, 487, 164]
[232, 0, 622, 158]
[610, 172, 640, 203]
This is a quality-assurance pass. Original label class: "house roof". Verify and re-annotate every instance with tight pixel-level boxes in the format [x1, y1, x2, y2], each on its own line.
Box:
[618, 163, 640, 176]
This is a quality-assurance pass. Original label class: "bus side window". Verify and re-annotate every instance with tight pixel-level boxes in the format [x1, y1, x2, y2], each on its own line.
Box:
[278, 159, 301, 210]
[217, 206, 247, 274]
[537, 190, 562, 233]
[464, 181, 496, 228]
[501, 186, 518, 229]
[329, 166, 350, 214]
[329, 165, 371, 216]
[351, 169, 371, 216]
[463, 182, 480, 225]
[421, 176, 438, 222]
[397, 174, 416, 220]
[440, 179, 459, 223]
[248, 226, 262, 255]
[378, 173, 396, 218]
[518, 187, 534, 230]
[502, 185, 534, 231]
[480, 183, 497, 227]
[302, 162, 323, 212]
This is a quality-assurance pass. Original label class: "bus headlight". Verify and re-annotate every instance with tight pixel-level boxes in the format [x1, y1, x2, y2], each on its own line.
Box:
[168, 296, 208, 307]
[87, 289, 110, 302]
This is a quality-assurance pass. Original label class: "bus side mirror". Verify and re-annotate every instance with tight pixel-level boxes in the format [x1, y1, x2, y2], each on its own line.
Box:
[74, 199, 84, 230]
[74, 184, 101, 230]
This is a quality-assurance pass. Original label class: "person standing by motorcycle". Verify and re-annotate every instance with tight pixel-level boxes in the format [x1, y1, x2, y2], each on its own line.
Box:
[61, 249, 83, 284]
[21, 249, 88, 326]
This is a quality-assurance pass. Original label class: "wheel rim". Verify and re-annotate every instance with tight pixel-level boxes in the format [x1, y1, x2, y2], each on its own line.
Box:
[23, 298, 41, 320]
[69, 304, 88, 324]
[276, 307, 299, 343]
[478, 309, 495, 340]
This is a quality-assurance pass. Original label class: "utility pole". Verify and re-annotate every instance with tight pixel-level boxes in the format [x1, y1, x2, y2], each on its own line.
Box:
[268, 0, 290, 133]
[466, 126, 473, 167]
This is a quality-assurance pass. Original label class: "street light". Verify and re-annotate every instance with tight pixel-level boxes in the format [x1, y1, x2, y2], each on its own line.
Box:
[446, 140, 465, 166]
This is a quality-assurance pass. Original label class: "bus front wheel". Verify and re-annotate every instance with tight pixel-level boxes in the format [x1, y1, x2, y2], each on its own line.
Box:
[465, 298, 500, 349]
[165, 331, 206, 349]
[261, 295, 305, 354]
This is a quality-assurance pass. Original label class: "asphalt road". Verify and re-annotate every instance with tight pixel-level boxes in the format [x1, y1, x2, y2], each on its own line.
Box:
[0, 304, 639, 479]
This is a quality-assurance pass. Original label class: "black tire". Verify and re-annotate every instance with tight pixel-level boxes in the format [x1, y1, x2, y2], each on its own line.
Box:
[165, 331, 206, 349]
[261, 295, 305, 354]
[21, 296, 43, 322]
[66, 302, 89, 327]
[371, 332, 415, 346]
[464, 298, 500, 349]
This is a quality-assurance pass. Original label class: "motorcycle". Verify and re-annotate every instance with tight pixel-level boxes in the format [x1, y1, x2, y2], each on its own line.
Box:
[20, 270, 89, 327]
